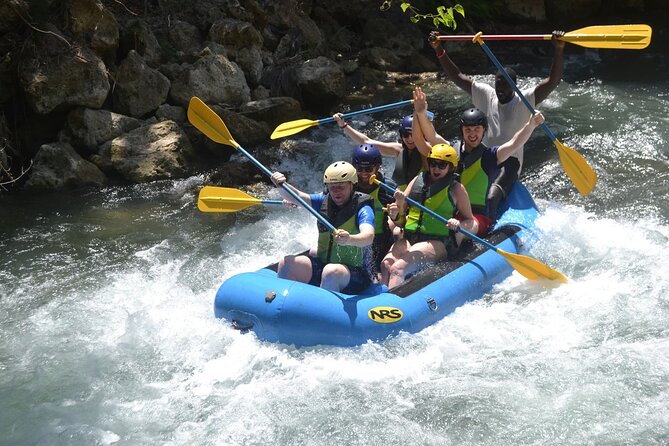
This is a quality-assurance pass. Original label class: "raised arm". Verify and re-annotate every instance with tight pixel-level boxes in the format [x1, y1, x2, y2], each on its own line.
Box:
[270, 172, 312, 207]
[496, 112, 545, 164]
[428, 31, 474, 95]
[413, 87, 449, 151]
[534, 30, 566, 104]
[333, 113, 402, 157]
[411, 107, 433, 161]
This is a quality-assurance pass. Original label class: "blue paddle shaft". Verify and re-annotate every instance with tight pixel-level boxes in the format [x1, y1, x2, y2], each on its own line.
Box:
[316, 99, 414, 125]
[375, 178, 498, 253]
[478, 41, 558, 142]
[235, 145, 336, 231]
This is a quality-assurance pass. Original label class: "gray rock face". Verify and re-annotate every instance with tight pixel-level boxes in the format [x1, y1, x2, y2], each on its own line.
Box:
[296, 56, 345, 109]
[168, 48, 251, 107]
[66, 108, 144, 150]
[66, 0, 119, 59]
[98, 120, 196, 183]
[19, 42, 110, 114]
[24, 142, 107, 190]
[112, 50, 171, 118]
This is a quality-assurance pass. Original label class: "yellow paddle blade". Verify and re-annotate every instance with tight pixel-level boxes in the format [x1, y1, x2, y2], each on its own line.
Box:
[270, 119, 319, 139]
[197, 186, 261, 213]
[553, 139, 597, 196]
[499, 249, 568, 283]
[187, 97, 237, 147]
[563, 24, 652, 50]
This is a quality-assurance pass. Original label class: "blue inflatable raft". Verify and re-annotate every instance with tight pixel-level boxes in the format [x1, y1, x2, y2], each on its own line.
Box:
[215, 183, 539, 347]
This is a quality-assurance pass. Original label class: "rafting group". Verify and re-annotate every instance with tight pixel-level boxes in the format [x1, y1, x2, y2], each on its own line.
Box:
[185, 24, 654, 345]
[263, 30, 570, 294]
[189, 25, 657, 295]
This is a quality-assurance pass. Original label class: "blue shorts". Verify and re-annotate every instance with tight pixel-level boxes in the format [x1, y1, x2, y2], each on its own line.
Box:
[309, 256, 371, 294]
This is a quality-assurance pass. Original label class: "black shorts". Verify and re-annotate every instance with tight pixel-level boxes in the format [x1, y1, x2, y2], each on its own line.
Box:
[308, 256, 372, 294]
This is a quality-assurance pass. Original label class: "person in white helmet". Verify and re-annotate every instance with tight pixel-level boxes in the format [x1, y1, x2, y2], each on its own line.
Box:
[271, 161, 376, 293]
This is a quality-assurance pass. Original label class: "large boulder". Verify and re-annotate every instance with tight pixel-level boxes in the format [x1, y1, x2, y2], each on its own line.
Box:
[239, 97, 302, 129]
[65, 0, 119, 60]
[119, 18, 161, 68]
[168, 47, 251, 107]
[19, 30, 110, 114]
[168, 19, 202, 56]
[209, 19, 264, 86]
[97, 120, 197, 183]
[295, 56, 345, 110]
[210, 105, 271, 147]
[23, 142, 107, 190]
[65, 107, 145, 150]
[112, 50, 171, 118]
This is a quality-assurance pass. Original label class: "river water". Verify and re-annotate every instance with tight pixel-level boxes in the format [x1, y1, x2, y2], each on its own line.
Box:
[2, 35, 669, 445]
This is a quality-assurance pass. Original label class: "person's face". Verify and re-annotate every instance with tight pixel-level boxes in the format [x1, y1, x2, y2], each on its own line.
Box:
[427, 158, 451, 181]
[326, 181, 354, 205]
[494, 74, 515, 104]
[462, 125, 485, 149]
[400, 131, 416, 149]
[354, 163, 380, 186]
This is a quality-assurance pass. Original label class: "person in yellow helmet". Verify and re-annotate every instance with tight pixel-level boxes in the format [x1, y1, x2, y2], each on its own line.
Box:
[413, 87, 547, 234]
[270, 161, 376, 293]
[381, 144, 477, 288]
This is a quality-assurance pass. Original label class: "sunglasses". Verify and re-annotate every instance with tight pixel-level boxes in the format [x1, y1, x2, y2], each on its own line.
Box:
[400, 131, 412, 138]
[354, 164, 375, 173]
[428, 159, 449, 169]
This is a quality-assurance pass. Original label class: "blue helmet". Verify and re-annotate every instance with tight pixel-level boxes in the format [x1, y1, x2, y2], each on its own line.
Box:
[352, 144, 382, 165]
[399, 115, 413, 136]
[399, 112, 433, 137]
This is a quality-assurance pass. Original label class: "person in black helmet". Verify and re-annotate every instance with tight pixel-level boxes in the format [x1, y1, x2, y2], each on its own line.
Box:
[414, 89, 547, 233]
[351, 144, 396, 276]
[333, 110, 447, 190]
[427, 29, 565, 180]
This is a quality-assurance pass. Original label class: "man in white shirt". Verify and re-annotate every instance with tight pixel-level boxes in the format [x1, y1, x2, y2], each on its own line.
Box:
[428, 30, 565, 187]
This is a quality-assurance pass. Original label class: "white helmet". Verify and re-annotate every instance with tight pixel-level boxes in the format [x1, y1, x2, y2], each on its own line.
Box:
[323, 161, 358, 185]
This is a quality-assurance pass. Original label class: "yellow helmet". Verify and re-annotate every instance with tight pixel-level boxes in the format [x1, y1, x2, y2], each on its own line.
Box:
[428, 143, 458, 167]
[323, 161, 358, 185]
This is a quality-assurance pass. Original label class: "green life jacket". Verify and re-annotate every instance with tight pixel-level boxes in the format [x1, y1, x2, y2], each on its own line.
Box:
[457, 141, 489, 215]
[404, 172, 455, 237]
[356, 172, 394, 235]
[316, 191, 374, 268]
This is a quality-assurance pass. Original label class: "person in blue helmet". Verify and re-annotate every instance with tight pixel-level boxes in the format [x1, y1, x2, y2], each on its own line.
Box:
[351, 143, 397, 275]
[333, 105, 447, 190]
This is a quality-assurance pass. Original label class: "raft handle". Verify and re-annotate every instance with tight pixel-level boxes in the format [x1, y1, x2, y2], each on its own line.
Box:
[427, 298, 438, 312]
[231, 320, 254, 331]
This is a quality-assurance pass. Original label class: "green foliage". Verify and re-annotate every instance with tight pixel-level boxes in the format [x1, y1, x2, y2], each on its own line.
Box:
[380, 1, 465, 30]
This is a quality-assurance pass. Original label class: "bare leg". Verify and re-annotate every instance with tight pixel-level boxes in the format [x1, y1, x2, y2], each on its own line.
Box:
[277, 254, 313, 283]
[388, 240, 447, 288]
[320, 263, 351, 292]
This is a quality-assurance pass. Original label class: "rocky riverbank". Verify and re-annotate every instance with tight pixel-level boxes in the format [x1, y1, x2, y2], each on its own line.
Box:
[0, 0, 663, 192]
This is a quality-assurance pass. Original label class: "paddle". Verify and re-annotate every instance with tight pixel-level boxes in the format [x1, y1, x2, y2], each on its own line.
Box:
[471, 33, 597, 196]
[197, 186, 286, 213]
[270, 99, 415, 139]
[436, 24, 652, 49]
[370, 175, 567, 283]
[187, 97, 336, 231]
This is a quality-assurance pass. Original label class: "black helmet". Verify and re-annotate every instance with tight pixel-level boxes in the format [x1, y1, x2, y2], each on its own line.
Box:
[459, 108, 488, 129]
